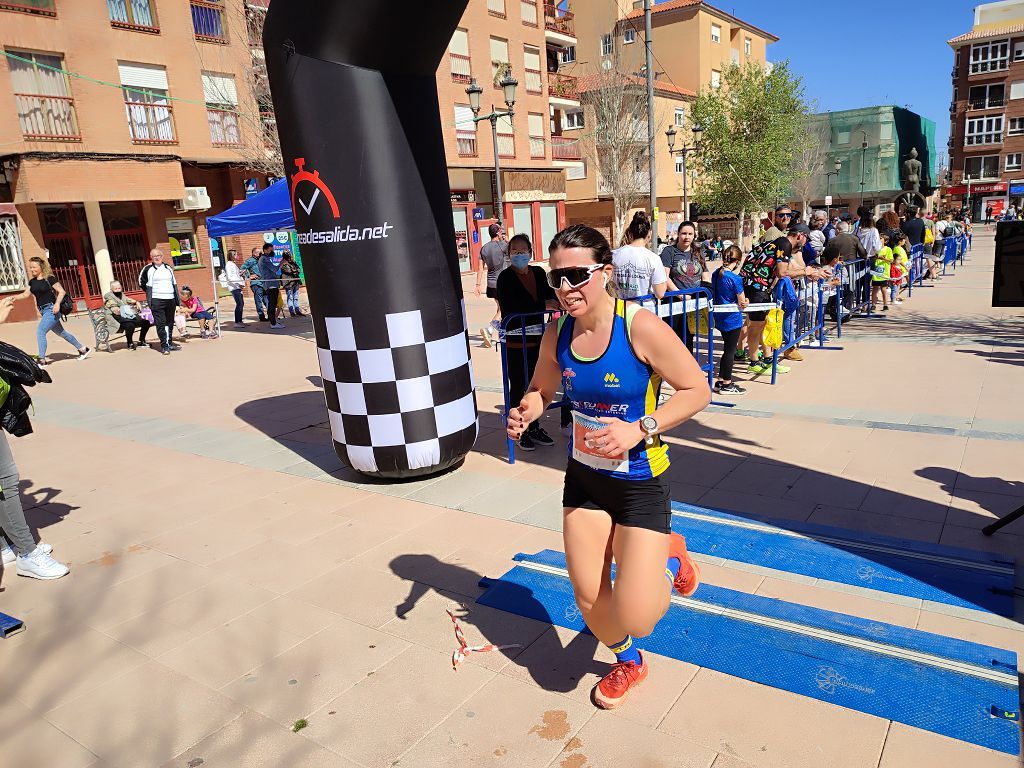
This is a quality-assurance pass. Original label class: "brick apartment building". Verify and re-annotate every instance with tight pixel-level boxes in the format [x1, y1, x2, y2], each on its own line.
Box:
[0, 0, 279, 320]
[948, 0, 1024, 220]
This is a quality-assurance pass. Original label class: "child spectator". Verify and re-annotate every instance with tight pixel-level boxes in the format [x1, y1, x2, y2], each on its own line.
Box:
[179, 286, 218, 338]
[871, 231, 894, 311]
[711, 245, 748, 394]
[890, 231, 909, 305]
[773, 259, 800, 364]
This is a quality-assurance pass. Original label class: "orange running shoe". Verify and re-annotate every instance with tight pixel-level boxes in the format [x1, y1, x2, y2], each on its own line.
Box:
[669, 532, 702, 597]
[593, 654, 649, 709]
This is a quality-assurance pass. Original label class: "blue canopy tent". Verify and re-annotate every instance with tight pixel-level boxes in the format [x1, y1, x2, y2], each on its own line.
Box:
[203, 180, 295, 334]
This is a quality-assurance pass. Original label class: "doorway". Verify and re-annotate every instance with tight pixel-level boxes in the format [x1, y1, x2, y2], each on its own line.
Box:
[39, 203, 99, 309]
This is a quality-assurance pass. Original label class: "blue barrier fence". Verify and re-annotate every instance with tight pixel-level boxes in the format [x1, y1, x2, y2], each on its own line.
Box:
[769, 279, 829, 385]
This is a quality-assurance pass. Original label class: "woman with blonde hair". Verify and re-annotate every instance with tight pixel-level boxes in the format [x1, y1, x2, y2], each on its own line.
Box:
[14, 256, 91, 365]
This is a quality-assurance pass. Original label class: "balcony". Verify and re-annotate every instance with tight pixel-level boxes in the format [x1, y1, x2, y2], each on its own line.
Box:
[543, 3, 574, 38]
[967, 97, 1005, 110]
[124, 100, 177, 144]
[524, 67, 543, 94]
[0, 0, 56, 16]
[548, 72, 579, 101]
[450, 52, 472, 83]
[551, 135, 581, 160]
[191, 0, 227, 44]
[456, 129, 477, 157]
[207, 107, 241, 147]
[521, 0, 538, 27]
[496, 133, 515, 158]
[15, 94, 80, 141]
[969, 60, 1008, 76]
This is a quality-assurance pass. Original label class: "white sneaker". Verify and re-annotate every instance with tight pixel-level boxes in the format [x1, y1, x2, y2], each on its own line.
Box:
[479, 326, 493, 348]
[2, 541, 51, 566]
[15, 545, 69, 580]
[270, 323, 286, 329]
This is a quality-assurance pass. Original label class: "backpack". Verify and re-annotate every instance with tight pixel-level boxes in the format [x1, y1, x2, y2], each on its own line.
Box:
[923, 226, 934, 245]
[762, 308, 784, 349]
[59, 293, 74, 319]
[943, 224, 955, 238]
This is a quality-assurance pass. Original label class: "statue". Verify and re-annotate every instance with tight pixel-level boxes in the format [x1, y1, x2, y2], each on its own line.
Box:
[903, 147, 922, 194]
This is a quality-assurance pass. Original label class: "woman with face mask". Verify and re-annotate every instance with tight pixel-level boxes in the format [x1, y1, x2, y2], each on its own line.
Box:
[496, 234, 560, 451]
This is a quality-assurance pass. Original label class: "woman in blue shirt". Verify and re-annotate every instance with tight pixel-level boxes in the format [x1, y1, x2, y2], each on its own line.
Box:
[711, 245, 748, 395]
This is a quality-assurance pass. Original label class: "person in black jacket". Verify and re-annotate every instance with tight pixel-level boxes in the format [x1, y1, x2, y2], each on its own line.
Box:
[138, 248, 181, 354]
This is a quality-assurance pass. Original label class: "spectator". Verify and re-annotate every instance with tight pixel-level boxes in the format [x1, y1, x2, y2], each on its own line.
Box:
[476, 223, 508, 347]
[612, 211, 668, 300]
[808, 210, 828, 256]
[102, 281, 151, 350]
[823, 215, 838, 242]
[831, 220, 868, 261]
[871, 230, 894, 311]
[880, 209, 901, 233]
[280, 251, 303, 317]
[661, 221, 708, 352]
[819, 241, 847, 322]
[855, 210, 882, 308]
[496, 233, 559, 451]
[710, 244, 748, 395]
[779, 224, 811, 363]
[241, 247, 267, 322]
[900, 205, 926, 248]
[986, 203, 993, 224]
[0, 295, 69, 579]
[139, 247, 181, 355]
[179, 286, 217, 338]
[257, 243, 285, 329]
[760, 204, 793, 244]
[926, 213, 950, 280]
[220, 249, 246, 327]
[13, 256, 91, 365]
[890, 231, 910, 305]
[740, 235, 792, 372]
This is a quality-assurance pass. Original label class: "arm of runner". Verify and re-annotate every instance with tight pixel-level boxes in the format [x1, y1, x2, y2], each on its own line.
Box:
[588, 308, 710, 456]
[506, 322, 561, 440]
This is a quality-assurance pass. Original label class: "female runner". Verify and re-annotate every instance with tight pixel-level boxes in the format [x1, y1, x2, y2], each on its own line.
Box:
[507, 225, 711, 709]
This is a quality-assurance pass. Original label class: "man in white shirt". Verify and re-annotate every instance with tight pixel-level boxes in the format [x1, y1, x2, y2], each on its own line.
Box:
[139, 248, 181, 355]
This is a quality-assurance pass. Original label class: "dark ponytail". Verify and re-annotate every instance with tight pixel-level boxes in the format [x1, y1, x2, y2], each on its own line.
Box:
[626, 211, 652, 243]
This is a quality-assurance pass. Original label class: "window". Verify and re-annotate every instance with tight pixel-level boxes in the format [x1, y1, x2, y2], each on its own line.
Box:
[1007, 153, 1022, 171]
[601, 34, 613, 57]
[964, 155, 1000, 179]
[1010, 117, 1024, 135]
[674, 107, 685, 127]
[6, 49, 80, 141]
[191, 1, 227, 43]
[1011, 81, 1024, 100]
[487, 0, 505, 18]
[0, 0, 55, 17]
[744, 37, 752, 56]
[564, 109, 584, 129]
[528, 113, 545, 158]
[0, 216, 29, 292]
[970, 39, 1009, 74]
[837, 130, 851, 145]
[1016, 42, 1024, 61]
[567, 161, 586, 180]
[454, 104, 477, 157]
[202, 71, 240, 146]
[711, 24, 721, 43]
[524, 46, 542, 93]
[879, 122, 893, 141]
[119, 61, 175, 144]
[496, 115, 514, 158]
[624, 27, 636, 44]
[449, 29, 471, 83]
[108, 0, 158, 31]
[675, 155, 684, 174]
[964, 115, 1004, 145]
[969, 83, 1005, 108]
[520, 0, 537, 26]
[710, 69, 721, 89]
[490, 37, 509, 83]
[561, 45, 576, 64]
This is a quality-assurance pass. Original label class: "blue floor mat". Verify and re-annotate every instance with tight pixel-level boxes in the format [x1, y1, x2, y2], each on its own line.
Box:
[478, 550, 1021, 756]
[670, 501, 1016, 616]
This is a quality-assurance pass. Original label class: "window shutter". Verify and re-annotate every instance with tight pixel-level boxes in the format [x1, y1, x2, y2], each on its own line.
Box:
[1011, 81, 1024, 100]
[450, 29, 469, 56]
[527, 113, 544, 137]
[201, 72, 238, 105]
[454, 104, 475, 129]
[524, 47, 541, 70]
[118, 62, 169, 90]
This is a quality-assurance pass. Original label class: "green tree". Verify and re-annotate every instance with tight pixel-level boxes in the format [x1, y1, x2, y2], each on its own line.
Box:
[691, 61, 808, 245]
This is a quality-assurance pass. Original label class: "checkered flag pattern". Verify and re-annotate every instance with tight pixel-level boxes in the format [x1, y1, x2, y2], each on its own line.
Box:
[316, 307, 478, 475]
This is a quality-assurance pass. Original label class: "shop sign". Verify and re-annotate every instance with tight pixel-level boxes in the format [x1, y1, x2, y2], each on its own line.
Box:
[451, 190, 476, 203]
[947, 182, 1007, 195]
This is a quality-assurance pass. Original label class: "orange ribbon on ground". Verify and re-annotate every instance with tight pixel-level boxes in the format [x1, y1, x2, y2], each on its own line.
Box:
[447, 608, 522, 670]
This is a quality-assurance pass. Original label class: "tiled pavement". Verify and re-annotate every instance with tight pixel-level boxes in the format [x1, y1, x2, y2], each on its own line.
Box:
[0, 228, 1021, 767]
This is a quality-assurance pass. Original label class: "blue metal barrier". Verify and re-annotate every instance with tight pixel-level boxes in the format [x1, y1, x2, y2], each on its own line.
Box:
[907, 243, 927, 297]
[835, 257, 873, 336]
[769, 279, 828, 385]
[633, 287, 716, 390]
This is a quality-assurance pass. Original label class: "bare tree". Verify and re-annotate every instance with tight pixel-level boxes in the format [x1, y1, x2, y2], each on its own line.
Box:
[789, 116, 830, 221]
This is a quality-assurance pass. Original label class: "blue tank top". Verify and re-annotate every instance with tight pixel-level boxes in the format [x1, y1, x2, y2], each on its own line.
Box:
[556, 299, 669, 480]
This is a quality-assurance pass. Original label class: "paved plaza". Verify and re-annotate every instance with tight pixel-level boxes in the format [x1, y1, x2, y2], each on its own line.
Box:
[0, 229, 1021, 768]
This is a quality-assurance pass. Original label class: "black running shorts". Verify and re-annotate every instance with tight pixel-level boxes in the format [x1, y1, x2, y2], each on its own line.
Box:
[562, 459, 671, 534]
[745, 287, 772, 321]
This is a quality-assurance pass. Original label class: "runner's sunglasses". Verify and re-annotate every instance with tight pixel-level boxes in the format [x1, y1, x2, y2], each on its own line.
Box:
[546, 264, 604, 290]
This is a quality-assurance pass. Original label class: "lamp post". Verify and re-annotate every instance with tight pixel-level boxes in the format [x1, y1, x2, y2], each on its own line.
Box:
[859, 130, 868, 207]
[666, 123, 703, 221]
[825, 158, 842, 205]
[466, 74, 517, 228]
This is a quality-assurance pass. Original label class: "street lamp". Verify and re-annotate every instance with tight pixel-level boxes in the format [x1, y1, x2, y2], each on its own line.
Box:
[666, 123, 703, 220]
[859, 130, 868, 207]
[825, 159, 841, 207]
[466, 74, 518, 228]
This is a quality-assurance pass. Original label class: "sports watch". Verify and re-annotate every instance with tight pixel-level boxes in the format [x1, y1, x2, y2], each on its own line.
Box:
[639, 415, 659, 445]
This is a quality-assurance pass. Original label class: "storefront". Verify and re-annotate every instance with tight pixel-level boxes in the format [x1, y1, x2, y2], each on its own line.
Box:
[450, 190, 477, 274]
[947, 181, 1006, 219]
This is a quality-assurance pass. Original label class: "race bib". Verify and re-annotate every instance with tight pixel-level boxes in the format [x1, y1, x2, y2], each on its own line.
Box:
[571, 411, 629, 473]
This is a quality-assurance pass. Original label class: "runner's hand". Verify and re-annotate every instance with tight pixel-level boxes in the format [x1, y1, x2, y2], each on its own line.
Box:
[588, 417, 644, 456]
[507, 396, 540, 439]
[475, 284, 482, 297]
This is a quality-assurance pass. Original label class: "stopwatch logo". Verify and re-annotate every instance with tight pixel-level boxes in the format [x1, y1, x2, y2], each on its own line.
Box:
[289, 158, 340, 221]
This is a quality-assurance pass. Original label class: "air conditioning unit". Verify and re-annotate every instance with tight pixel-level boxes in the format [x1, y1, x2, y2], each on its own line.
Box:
[178, 186, 211, 211]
